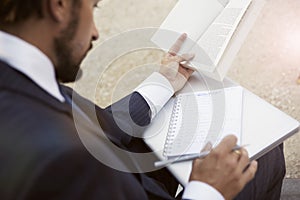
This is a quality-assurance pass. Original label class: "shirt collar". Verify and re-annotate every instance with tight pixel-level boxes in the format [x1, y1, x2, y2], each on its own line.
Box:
[0, 30, 65, 102]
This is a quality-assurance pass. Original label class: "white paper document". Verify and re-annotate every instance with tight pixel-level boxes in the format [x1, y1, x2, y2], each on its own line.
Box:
[152, 0, 253, 80]
[164, 86, 244, 157]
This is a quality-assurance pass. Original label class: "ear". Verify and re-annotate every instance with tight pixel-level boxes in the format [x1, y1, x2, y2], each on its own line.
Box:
[47, 0, 71, 22]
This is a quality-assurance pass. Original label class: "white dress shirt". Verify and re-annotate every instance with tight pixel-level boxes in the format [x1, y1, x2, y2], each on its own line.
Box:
[134, 72, 174, 119]
[0, 30, 224, 200]
[0, 31, 65, 102]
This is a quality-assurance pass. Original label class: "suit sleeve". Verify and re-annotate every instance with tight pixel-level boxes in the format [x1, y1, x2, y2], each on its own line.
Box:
[97, 92, 152, 147]
[104, 92, 151, 127]
[65, 84, 151, 148]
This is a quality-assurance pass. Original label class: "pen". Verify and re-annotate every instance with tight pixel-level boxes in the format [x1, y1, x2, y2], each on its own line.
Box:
[154, 145, 247, 168]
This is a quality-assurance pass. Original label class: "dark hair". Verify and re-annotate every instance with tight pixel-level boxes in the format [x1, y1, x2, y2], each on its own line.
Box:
[0, 0, 81, 25]
[0, 0, 44, 24]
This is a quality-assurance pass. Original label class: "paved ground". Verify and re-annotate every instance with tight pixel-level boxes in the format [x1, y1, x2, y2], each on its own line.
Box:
[281, 179, 300, 199]
[69, 0, 300, 197]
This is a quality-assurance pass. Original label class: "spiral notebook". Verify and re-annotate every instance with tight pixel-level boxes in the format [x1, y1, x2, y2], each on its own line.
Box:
[163, 86, 244, 157]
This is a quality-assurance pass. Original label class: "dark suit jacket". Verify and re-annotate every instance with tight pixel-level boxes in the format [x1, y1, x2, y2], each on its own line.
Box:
[0, 61, 178, 200]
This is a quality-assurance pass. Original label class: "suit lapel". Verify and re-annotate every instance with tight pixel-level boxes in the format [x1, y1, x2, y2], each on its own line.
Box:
[0, 61, 71, 115]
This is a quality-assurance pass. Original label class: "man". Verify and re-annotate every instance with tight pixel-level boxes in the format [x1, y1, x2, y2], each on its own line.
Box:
[0, 0, 285, 199]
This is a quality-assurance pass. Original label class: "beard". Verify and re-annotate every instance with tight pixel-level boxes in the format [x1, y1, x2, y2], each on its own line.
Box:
[54, 40, 83, 83]
[54, 4, 85, 83]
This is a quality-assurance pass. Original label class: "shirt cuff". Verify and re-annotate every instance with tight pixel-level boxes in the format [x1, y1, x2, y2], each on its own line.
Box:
[183, 181, 225, 200]
[134, 72, 174, 119]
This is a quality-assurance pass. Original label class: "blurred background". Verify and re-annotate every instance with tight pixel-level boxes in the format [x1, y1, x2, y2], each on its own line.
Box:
[70, 0, 300, 198]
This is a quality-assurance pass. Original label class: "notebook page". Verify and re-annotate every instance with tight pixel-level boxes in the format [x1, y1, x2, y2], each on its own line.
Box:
[164, 86, 244, 157]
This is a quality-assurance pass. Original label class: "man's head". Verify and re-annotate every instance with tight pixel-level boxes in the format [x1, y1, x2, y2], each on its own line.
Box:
[0, 0, 100, 83]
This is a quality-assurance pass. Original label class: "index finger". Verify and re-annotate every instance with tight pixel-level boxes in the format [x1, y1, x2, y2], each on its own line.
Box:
[168, 33, 187, 56]
[213, 135, 237, 154]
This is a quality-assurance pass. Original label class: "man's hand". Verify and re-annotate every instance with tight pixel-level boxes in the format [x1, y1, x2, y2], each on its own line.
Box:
[189, 135, 258, 200]
[159, 33, 195, 92]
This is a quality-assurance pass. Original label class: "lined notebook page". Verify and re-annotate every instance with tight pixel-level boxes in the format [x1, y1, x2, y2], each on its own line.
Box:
[164, 86, 244, 157]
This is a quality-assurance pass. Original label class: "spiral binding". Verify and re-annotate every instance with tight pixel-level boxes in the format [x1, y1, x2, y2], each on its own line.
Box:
[163, 95, 182, 157]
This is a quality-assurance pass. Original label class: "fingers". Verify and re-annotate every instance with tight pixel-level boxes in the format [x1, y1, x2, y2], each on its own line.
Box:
[190, 135, 257, 199]
[162, 53, 195, 80]
[230, 146, 254, 178]
[240, 160, 258, 184]
[192, 142, 212, 169]
[163, 33, 195, 75]
[201, 142, 213, 152]
[235, 148, 256, 187]
[178, 62, 194, 79]
[186, 68, 194, 77]
[232, 149, 242, 158]
[159, 33, 195, 92]
[164, 53, 195, 64]
[168, 33, 187, 55]
[238, 148, 248, 163]
[213, 135, 238, 155]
